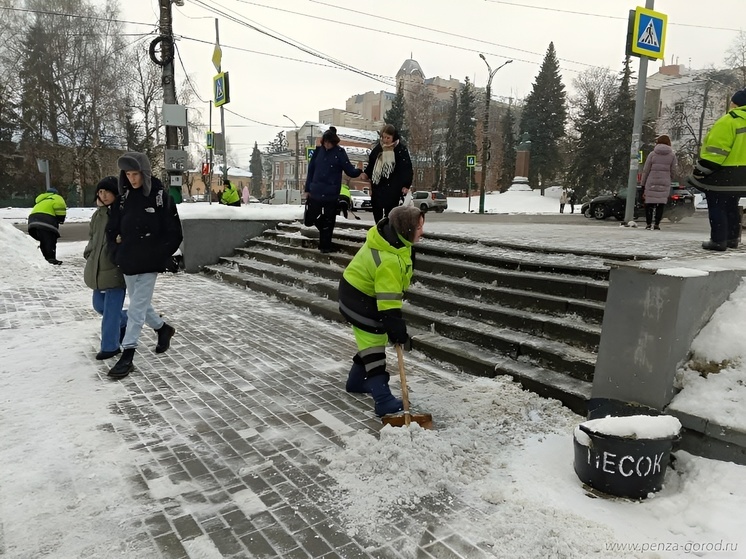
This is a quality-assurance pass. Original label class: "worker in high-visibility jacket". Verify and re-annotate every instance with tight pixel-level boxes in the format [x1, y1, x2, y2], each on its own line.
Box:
[689, 88, 746, 251]
[338, 182, 351, 218]
[219, 180, 241, 207]
[27, 187, 67, 265]
[337, 206, 425, 417]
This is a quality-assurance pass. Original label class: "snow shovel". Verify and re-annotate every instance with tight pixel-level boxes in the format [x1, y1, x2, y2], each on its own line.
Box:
[381, 344, 434, 429]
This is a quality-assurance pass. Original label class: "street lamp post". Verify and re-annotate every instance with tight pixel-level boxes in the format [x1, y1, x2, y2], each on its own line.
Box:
[478, 54, 512, 214]
[283, 115, 300, 204]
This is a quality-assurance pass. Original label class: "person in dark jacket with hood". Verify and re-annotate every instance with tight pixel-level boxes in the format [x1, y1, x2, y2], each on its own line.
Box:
[641, 134, 678, 230]
[304, 126, 362, 253]
[337, 205, 425, 417]
[688, 88, 746, 251]
[84, 176, 128, 360]
[106, 152, 183, 379]
[27, 187, 67, 265]
[362, 124, 414, 224]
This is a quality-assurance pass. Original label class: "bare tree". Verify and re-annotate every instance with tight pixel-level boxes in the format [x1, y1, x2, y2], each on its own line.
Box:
[404, 81, 436, 188]
[725, 30, 746, 88]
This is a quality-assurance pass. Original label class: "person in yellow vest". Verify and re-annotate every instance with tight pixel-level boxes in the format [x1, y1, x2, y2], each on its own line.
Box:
[688, 88, 746, 251]
[337, 205, 426, 416]
[219, 180, 241, 207]
[27, 186, 67, 265]
[338, 182, 352, 218]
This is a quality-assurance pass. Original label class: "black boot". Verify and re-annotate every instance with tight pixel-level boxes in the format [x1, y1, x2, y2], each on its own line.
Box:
[345, 361, 371, 394]
[155, 323, 175, 354]
[96, 348, 121, 360]
[702, 240, 727, 251]
[108, 348, 135, 379]
[727, 239, 739, 249]
[364, 374, 403, 417]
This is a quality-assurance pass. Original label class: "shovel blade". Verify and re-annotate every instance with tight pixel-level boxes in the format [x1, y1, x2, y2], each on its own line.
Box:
[381, 412, 434, 429]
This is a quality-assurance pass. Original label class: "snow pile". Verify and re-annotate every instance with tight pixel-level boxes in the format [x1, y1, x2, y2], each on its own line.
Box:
[0, 221, 49, 285]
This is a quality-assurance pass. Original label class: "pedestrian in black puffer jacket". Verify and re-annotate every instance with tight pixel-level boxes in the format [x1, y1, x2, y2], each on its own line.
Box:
[363, 124, 413, 224]
[105, 152, 183, 380]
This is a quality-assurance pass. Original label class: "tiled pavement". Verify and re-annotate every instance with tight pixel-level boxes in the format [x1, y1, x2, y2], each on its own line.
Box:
[5, 258, 502, 559]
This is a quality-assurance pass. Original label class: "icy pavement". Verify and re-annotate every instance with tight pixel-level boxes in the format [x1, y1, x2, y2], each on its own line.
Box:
[1, 245, 746, 559]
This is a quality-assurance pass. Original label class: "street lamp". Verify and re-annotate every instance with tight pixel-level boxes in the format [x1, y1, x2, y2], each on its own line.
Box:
[478, 54, 512, 214]
[283, 114, 300, 203]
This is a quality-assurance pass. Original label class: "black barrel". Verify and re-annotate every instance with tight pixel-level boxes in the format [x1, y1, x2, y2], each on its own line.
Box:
[573, 417, 679, 499]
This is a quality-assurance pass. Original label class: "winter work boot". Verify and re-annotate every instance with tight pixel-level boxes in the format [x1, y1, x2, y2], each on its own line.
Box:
[108, 348, 135, 379]
[364, 374, 403, 417]
[96, 348, 121, 360]
[727, 239, 740, 249]
[155, 323, 175, 354]
[702, 240, 727, 252]
[345, 361, 371, 394]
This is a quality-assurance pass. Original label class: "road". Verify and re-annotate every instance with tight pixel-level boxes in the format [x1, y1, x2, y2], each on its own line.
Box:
[13, 210, 711, 242]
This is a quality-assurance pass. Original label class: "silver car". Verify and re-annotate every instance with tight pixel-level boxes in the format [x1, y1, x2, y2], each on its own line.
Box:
[412, 190, 448, 213]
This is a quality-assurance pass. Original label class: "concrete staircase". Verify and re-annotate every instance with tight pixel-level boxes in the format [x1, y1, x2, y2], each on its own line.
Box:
[202, 221, 620, 414]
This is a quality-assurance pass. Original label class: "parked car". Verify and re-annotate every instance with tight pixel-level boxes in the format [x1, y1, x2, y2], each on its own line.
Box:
[412, 190, 448, 212]
[581, 185, 695, 222]
[349, 189, 372, 211]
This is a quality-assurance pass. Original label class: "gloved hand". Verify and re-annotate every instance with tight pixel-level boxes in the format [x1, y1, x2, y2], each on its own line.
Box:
[381, 309, 409, 349]
[395, 335, 412, 351]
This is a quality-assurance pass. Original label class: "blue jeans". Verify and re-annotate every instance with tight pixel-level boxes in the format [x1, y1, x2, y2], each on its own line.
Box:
[705, 191, 741, 243]
[122, 273, 164, 349]
[92, 288, 128, 352]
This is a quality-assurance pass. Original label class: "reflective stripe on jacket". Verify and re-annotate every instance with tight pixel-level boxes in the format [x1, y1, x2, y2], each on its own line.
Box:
[338, 220, 413, 333]
[690, 106, 746, 193]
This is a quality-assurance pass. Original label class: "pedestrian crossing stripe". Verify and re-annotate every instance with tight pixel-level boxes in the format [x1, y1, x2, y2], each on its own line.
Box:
[639, 20, 659, 48]
[630, 7, 667, 60]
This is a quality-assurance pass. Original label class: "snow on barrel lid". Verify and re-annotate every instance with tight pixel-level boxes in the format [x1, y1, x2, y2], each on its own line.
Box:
[577, 414, 681, 441]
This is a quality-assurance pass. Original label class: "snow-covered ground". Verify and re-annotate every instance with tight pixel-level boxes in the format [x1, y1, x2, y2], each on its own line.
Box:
[2, 191, 746, 558]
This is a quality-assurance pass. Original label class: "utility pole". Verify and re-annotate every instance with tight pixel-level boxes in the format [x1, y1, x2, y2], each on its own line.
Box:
[478, 55, 512, 214]
[215, 18, 228, 184]
[283, 115, 300, 203]
[158, 0, 178, 150]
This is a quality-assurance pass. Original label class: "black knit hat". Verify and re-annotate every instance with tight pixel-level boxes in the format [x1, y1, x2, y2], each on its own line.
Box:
[95, 176, 119, 197]
[322, 126, 340, 146]
[732, 89, 746, 108]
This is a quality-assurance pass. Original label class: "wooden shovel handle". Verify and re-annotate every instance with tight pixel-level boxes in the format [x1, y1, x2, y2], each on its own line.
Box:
[395, 344, 411, 426]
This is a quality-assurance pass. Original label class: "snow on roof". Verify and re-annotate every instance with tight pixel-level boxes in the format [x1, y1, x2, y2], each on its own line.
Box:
[343, 146, 371, 156]
[311, 122, 380, 144]
[215, 164, 252, 178]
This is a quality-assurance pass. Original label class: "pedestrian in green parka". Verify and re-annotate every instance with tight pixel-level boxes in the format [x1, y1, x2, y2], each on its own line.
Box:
[27, 187, 67, 265]
[220, 180, 241, 206]
[337, 205, 426, 417]
[84, 176, 129, 360]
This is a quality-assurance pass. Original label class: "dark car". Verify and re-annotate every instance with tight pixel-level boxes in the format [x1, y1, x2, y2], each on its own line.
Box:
[581, 185, 695, 222]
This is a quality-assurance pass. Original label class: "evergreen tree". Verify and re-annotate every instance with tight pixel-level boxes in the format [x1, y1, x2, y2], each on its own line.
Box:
[250, 141, 263, 198]
[519, 42, 567, 188]
[498, 106, 517, 191]
[445, 78, 477, 194]
[384, 85, 407, 139]
[604, 57, 635, 190]
[444, 90, 459, 195]
[265, 131, 288, 153]
[568, 91, 606, 198]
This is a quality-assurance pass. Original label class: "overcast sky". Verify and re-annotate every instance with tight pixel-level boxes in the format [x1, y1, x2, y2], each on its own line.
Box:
[114, 0, 744, 163]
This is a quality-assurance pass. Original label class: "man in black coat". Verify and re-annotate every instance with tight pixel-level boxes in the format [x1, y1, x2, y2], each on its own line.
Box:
[106, 152, 183, 379]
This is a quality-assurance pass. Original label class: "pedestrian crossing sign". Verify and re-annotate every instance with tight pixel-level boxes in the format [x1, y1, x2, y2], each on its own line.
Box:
[306, 146, 315, 162]
[466, 155, 476, 168]
[213, 72, 230, 107]
[630, 6, 667, 59]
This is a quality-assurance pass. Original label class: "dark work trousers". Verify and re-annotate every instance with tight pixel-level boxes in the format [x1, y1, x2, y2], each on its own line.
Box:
[705, 191, 741, 243]
[30, 228, 59, 261]
[645, 203, 665, 227]
[305, 198, 338, 251]
[372, 187, 402, 224]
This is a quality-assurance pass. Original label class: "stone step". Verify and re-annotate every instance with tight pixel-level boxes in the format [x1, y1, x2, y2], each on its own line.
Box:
[201, 264, 592, 414]
[204, 260, 597, 381]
